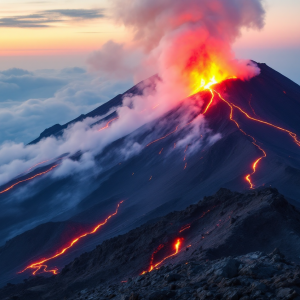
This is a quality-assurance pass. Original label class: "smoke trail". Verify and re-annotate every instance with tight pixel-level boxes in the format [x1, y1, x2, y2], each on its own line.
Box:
[0, 0, 266, 242]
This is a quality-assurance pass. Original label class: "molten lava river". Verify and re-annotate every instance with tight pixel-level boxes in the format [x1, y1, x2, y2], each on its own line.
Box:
[13, 63, 300, 277]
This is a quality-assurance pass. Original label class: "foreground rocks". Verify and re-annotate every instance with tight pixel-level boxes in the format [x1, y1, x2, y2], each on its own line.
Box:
[69, 249, 300, 300]
[2, 187, 300, 299]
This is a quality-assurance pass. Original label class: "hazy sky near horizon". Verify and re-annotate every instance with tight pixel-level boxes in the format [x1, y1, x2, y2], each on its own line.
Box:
[0, 0, 299, 145]
[0, 0, 299, 84]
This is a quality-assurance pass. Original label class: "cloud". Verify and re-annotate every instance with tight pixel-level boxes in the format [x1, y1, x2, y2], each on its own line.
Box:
[0, 73, 67, 102]
[0, 0, 266, 243]
[0, 68, 31, 77]
[87, 41, 144, 80]
[0, 9, 105, 28]
[0, 68, 133, 144]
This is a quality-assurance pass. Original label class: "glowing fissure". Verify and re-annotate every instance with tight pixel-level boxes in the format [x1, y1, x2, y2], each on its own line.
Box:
[179, 224, 191, 233]
[0, 164, 59, 195]
[146, 126, 179, 147]
[98, 117, 119, 132]
[20, 201, 124, 275]
[141, 239, 182, 275]
[24, 160, 50, 174]
[209, 90, 267, 189]
[228, 98, 300, 147]
[203, 89, 215, 114]
[141, 206, 215, 275]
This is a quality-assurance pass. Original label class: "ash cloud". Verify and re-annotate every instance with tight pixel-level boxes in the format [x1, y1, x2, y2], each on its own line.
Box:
[0, 0, 266, 242]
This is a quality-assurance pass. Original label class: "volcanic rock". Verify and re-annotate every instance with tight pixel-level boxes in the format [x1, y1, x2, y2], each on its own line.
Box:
[2, 188, 300, 299]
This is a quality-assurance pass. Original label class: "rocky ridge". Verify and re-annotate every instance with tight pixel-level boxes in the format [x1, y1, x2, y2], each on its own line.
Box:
[1, 187, 300, 300]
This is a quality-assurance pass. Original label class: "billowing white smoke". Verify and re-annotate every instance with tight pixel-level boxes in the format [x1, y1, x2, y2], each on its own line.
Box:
[0, 0, 266, 236]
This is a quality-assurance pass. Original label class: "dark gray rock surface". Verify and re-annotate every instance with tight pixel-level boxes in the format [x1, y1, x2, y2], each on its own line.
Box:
[1, 187, 300, 300]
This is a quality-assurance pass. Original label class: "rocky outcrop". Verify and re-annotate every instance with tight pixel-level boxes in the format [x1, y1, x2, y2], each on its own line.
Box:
[64, 249, 300, 300]
[1, 187, 300, 300]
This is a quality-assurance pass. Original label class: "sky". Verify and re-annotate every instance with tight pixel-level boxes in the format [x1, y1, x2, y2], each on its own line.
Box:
[0, 0, 299, 145]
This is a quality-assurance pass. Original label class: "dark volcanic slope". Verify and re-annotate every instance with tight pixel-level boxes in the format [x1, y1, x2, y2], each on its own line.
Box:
[1, 63, 300, 286]
[2, 188, 300, 300]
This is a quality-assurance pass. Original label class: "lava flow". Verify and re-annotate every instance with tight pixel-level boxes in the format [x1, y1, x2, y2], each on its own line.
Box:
[212, 88, 300, 187]
[20, 201, 124, 275]
[146, 126, 179, 147]
[98, 117, 118, 132]
[245, 142, 267, 189]
[209, 90, 267, 188]
[228, 100, 300, 147]
[24, 160, 50, 173]
[0, 164, 59, 195]
[141, 238, 182, 275]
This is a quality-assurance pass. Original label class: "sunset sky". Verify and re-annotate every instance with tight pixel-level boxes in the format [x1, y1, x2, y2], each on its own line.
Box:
[0, 0, 299, 83]
[0, 0, 299, 145]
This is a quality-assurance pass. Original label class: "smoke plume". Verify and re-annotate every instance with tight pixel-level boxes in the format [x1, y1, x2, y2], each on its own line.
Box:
[1, 0, 266, 242]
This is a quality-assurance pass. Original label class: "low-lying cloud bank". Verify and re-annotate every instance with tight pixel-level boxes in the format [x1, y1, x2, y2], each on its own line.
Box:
[0, 67, 133, 144]
[0, 0, 266, 242]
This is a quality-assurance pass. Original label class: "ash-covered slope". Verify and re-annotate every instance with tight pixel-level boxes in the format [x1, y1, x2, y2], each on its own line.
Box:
[2, 188, 300, 300]
[1, 63, 300, 287]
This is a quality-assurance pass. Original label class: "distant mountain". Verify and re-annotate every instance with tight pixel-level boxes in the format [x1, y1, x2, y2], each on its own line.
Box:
[0, 63, 300, 288]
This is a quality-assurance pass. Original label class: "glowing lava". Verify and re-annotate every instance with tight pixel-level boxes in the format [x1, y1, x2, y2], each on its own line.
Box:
[146, 126, 179, 147]
[25, 160, 50, 173]
[245, 142, 267, 189]
[141, 239, 182, 274]
[203, 89, 215, 114]
[210, 90, 267, 189]
[98, 117, 118, 132]
[179, 224, 191, 233]
[227, 100, 300, 147]
[188, 59, 236, 95]
[20, 201, 124, 275]
[0, 164, 59, 195]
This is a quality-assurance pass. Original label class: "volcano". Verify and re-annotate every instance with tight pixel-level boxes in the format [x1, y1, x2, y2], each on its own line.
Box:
[0, 62, 300, 288]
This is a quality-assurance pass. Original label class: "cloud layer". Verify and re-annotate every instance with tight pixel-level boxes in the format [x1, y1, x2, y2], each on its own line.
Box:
[0, 9, 105, 28]
[0, 68, 133, 144]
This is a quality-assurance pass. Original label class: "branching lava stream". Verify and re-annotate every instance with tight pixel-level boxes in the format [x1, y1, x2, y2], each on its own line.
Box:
[141, 239, 182, 275]
[20, 201, 124, 275]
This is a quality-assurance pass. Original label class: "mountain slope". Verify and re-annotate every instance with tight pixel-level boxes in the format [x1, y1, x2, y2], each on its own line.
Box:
[0, 63, 300, 287]
[2, 188, 300, 299]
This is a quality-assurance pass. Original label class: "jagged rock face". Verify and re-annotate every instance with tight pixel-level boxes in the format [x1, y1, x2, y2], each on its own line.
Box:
[2, 188, 300, 299]
[62, 250, 300, 300]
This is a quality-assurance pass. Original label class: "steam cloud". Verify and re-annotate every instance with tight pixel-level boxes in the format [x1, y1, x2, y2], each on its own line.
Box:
[1, 0, 266, 241]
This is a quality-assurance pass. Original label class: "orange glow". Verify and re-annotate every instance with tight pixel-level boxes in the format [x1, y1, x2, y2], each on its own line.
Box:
[179, 224, 191, 233]
[245, 143, 267, 189]
[203, 89, 215, 114]
[184, 163, 187, 170]
[20, 201, 124, 275]
[141, 239, 182, 274]
[0, 164, 59, 195]
[227, 100, 300, 147]
[146, 126, 179, 147]
[212, 90, 267, 188]
[25, 160, 50, 173]
[159, 148, 164, 155]
[98, 117, 118, 132]
[188, 59, 237, 95]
